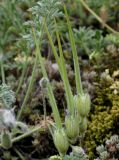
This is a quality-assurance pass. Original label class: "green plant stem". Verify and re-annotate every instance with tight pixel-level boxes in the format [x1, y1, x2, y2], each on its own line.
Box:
[42, 89, 47, 125]
[14, 148, 25, 160]
[32, 27, 62, 129]
[79, 0, 119, 35]
[0, 52, 5, 84]
[12, 126, 43, 143]
[17, 11, 45, 120]
[0, 126, 43, 148]
[45, 21, 74, 113]
[16, 56, 28, 95]
[17, 55, 38, 120]
[64, 5, 83, 94]
[54, 20, 74, 114]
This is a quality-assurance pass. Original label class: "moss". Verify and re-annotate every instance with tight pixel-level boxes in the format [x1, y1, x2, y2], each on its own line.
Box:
[83, 70, 119, 159]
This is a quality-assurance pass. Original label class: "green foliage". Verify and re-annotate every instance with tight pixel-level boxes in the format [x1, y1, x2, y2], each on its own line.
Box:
[21, 0, 63, 53]
[29, 0, 62, 19]
[65, 146, 89, 160]
[0, 0, 119, 159]
[65, 0, 119, 27]
[0, 83, 16, 108]
[32, 3, 91, 157]
[74, 27, 119, 60]
[74, 27, 104, 55]
[95, 135, 119, 160]
[86, 0, 119, 10]
[86, 0, 119, 23]
[105, 34, 119, 46]
[86, 0, 110, 10]
[63, 155, 88, 160]
[0, 0, 23, 49]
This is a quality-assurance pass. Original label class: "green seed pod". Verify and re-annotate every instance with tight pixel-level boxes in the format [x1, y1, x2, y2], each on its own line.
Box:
[1, 130, 12, 149]
[49, 155, 62, 160]
[74, 93, 91, 117]
[53, 128, 69, 156]
[65, 115, 79, 143]
[79, 117, 88, 134]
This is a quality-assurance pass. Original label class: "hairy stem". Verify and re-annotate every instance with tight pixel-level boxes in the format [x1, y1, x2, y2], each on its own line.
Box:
[17, 55, 38, 120]
[33, 27, 62, 129]
[0, 126, 43, 147]
[14, 148, 26, 160]
[16, 56, 28, 95]
[80, 0, 119, 35]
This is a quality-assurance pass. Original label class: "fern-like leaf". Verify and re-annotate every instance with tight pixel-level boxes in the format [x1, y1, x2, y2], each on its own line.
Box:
[0, 84, 16, 109]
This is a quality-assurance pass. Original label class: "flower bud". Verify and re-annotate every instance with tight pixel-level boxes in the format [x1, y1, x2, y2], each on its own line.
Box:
[65, 115, 79, 143]
[79, 117, 88, 134]
[74, 93, 91, 117]
[1, 130, 12, 149]
[53, 128, 69, 156]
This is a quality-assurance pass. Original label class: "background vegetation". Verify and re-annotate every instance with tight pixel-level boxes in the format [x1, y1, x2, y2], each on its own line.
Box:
[0, 0, 119, 159]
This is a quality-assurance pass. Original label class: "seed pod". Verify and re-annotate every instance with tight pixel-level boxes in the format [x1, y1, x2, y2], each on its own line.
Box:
[1, 130, 12, 149]
[49, 155, 62, 160]
[53, 128, 69, 156]
[74, 93, 91, 117]
[79, 117, 88, 134]
[65, 115, 79, 143]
